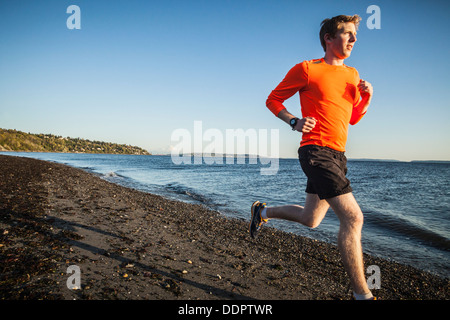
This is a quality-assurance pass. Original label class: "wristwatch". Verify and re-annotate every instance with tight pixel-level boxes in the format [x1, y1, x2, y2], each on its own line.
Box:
[289, 117, 299, 131]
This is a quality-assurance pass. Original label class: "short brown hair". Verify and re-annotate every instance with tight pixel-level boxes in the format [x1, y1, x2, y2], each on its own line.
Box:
[319, 15, 361, 52]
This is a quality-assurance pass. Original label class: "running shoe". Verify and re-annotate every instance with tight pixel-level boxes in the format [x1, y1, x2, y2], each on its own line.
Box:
[249, 201, 268, 239]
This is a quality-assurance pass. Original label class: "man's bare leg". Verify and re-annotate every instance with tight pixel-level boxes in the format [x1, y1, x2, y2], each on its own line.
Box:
[266, 192, 371, 297]
[266, 193, 329, 228]
[326, 192, 371, 296]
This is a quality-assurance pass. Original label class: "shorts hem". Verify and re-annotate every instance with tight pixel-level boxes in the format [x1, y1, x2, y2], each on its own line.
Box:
[314, 186, 353, 200]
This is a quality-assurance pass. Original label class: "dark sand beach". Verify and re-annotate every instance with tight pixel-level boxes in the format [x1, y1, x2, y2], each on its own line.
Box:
[0, 154, 448, 301]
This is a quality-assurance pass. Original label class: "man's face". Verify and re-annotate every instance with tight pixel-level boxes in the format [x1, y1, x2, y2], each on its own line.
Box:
[326, 22, 357, 59]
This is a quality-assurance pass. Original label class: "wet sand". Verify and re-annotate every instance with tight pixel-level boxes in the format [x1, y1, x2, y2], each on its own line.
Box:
[0, 154, 448, 301]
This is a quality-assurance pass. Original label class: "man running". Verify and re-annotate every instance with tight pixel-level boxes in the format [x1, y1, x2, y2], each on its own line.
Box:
[250, 15, 375, 300]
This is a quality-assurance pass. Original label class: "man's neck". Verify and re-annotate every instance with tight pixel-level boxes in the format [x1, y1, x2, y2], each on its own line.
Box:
[323, 53, 345, 66]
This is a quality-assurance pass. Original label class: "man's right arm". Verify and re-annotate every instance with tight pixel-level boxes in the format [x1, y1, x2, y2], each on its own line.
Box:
[266, 63, 306, 116]
[266, 62, 316, 133]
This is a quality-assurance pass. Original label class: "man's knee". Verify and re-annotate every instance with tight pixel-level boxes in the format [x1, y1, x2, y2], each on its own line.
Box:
[302, 205, 328, 228]
[327, 193, 364, 228]
[344, 211, 364, 229]
[302, 194, 329, 228]
[303, 216, 322, 229]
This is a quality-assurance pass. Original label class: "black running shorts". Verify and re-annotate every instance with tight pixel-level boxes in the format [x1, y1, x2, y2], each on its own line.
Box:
[298, 145, 352, 200]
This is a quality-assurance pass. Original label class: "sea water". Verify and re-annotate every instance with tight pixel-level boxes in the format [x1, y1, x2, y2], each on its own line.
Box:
[3, 151, 449, 279]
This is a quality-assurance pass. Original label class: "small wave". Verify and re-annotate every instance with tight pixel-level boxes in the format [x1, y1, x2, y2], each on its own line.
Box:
[79, 166, 96, 171]
[100, 171, 128, 181]
[165, 183, 213, 205]
[365, 211, 450, 251]
[105, 171, 118, 178]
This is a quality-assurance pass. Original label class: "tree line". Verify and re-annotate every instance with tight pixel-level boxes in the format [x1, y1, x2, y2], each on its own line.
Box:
[0, 128, 150, 155]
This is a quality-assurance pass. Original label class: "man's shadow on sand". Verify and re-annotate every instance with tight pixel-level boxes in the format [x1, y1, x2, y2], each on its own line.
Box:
[45, 215, 255, 300]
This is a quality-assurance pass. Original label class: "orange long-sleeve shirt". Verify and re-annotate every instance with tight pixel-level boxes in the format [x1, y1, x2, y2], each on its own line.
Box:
[266, 58, 365, 152]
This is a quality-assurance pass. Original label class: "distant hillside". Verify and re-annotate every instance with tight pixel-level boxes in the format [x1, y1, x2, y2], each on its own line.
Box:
[0, 128, 150, 155]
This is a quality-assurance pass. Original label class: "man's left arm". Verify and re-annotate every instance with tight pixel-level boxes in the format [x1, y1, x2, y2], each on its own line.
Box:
[350, 79, 373, 125]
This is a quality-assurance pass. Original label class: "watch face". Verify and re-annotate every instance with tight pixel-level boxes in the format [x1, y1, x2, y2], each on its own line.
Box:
[290, 118, 296, 126]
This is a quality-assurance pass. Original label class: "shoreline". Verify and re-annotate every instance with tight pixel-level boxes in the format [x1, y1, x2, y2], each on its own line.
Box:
[0, 154, 448, 300]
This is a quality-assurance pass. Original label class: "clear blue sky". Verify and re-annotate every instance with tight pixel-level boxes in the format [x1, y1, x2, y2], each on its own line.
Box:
[1, 0, 449, 161]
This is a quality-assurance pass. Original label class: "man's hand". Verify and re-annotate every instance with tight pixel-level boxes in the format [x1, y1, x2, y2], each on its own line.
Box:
[350, 79, 373, 125]
[277, 109, 317, 133]
[358, 79, 373, 100]
[295, 117, 317, 133]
